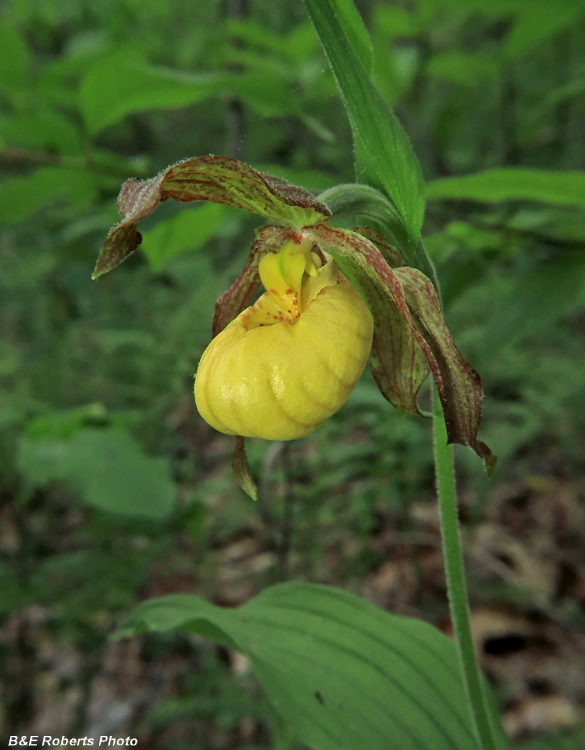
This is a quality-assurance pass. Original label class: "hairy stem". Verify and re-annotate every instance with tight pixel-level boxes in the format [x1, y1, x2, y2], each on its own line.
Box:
[432, 386, 497, 750]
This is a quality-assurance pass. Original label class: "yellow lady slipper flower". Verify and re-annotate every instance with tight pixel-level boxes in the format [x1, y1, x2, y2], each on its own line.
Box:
[94, 155, 494, 493]
[194, 238, 374, 440]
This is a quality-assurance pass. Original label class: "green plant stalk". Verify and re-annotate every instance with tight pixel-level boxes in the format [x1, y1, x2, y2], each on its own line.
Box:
[432, 386, 496, 750]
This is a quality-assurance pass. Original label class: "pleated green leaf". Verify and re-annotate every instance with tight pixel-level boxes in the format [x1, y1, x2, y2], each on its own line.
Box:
[115, 582, 505, 750]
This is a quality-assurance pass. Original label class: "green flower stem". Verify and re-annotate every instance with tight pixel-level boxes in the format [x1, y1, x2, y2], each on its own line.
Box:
[432, 386, 497, 750]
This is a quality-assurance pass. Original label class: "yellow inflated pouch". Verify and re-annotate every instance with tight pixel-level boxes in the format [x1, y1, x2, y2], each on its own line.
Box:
[194, 238, 374, 440]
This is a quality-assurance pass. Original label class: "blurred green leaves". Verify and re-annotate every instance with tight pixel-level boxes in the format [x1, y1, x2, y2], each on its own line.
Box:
[0, 21, 30, 95]
[0, 110, 82, 155]
[80, 49, 224, 134]
[141, 203, 226, 271]
[78, 35, 320, 134]
[503, 0, 585, 58]
[18, 423, 176, 518]
[0, 167, 100, 223]
[427, 170, 585, 210]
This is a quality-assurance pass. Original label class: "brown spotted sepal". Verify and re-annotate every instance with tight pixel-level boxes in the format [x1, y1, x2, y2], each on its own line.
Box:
[304, 224, 496, 473]
[93, 156, 331, 279]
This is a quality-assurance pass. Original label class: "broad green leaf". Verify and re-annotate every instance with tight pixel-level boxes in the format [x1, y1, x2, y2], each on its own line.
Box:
[18, 427, 176, 519]
[426, 169, 585, 210]
[427, 51, 498, 86]
[141, 203, 226, 272]
[229, 69, 300, 118]
[516, 728, 585, 750]
[0, 22, 31, 94]
[304, 0, 426, 246]
[504, 1, 585, 58]
[305, 224, 494, 467]
[93, 157, 330, 279]
[80, 50, 224, 133]
[115, 582, 504, 750]
[0, 167, 98, 223]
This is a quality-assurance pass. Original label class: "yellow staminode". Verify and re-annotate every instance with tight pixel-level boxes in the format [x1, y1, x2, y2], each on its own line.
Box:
[194, 238, 374, 440]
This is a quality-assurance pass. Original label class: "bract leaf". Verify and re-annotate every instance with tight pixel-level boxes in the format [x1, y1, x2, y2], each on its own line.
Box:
[306, 225, 494, 467]
[324, 0, 373, 74]
[93, 156, 331, 279]
[232, 436, 258, 501]
[213, 225, 291, 337]
[319, 183, 409, 250]
[305, 0, 426, 244]
[319, 183, 439, 291]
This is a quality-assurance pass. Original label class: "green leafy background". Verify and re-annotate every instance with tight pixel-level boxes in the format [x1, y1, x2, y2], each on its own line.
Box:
[1, 0, 585, 747]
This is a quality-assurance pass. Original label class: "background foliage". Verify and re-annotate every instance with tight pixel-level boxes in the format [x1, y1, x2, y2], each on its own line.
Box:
[1, 0, 585, 747]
